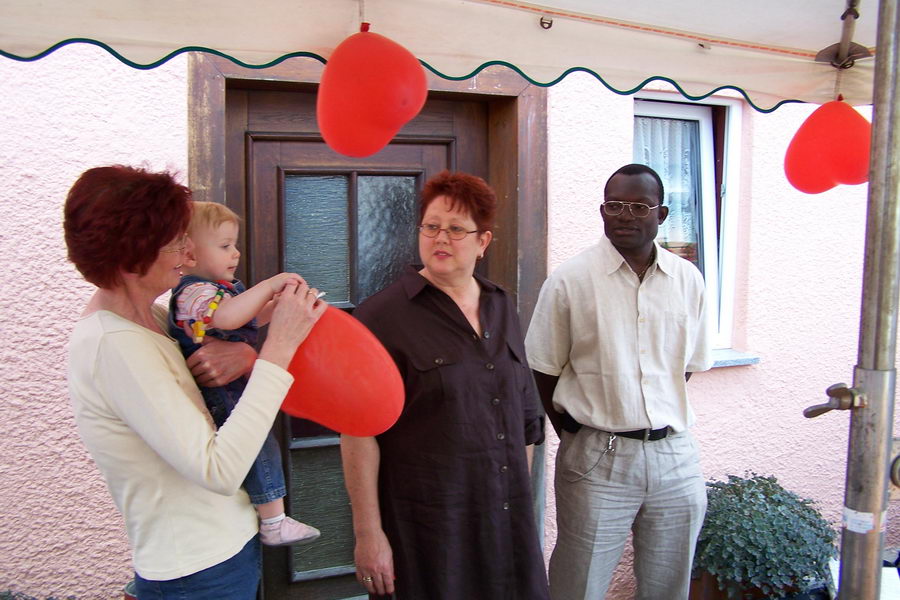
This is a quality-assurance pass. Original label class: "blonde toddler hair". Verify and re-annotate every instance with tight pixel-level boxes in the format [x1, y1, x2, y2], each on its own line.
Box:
[188, 201, 241, 236]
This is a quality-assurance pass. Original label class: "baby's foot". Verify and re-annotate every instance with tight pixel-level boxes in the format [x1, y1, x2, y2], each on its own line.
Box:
[259, 516, 320, 546]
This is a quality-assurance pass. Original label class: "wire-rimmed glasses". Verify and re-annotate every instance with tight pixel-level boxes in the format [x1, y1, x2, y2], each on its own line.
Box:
[418, 223, 480, 240]
[160, 233, 188, 253]
[601, 201, 660, 218]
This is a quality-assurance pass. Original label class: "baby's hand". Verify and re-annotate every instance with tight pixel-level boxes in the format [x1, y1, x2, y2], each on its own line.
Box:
[266, 272, 306, 294]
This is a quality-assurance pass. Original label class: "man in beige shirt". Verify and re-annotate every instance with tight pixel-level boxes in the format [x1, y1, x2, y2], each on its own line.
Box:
[525, 163, 712, 600]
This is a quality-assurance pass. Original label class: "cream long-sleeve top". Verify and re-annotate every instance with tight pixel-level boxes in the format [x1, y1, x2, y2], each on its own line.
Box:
[67, 305, 294, 581]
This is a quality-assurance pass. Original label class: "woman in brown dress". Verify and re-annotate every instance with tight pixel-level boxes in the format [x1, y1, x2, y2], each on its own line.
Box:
[341, 171, 549, 600]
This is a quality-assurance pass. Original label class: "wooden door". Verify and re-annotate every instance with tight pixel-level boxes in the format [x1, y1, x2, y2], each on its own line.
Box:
[189, 55, 547, 600]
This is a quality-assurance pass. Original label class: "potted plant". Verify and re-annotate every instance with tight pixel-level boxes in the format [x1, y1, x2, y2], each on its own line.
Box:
[690, 473, 838, 599]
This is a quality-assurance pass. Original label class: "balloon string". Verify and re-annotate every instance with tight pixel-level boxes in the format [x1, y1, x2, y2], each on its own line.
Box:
[359, 0, 367, 30]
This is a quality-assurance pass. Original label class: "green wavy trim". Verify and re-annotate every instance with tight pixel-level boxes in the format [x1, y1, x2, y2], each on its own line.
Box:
[0, 38, 326, 70]
[2, 38, 801, 113]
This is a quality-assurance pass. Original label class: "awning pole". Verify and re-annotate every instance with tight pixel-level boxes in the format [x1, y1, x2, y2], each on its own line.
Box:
[840, 0, 900, 597]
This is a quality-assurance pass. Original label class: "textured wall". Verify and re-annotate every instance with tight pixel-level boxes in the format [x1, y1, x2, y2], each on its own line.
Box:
[0, 45, 187, 598]
[545, 73, 899, 598]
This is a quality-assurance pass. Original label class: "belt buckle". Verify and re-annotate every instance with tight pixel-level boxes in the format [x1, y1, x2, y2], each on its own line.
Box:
[643, 428, 651, 442]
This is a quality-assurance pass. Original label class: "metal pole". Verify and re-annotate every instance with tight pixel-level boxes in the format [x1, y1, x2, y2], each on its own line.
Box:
[837, 0, 861, 65]
[840, 0, 900, 597]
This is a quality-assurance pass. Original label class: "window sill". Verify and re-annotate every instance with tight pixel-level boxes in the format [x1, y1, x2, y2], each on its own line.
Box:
[711, 348, 760, 368]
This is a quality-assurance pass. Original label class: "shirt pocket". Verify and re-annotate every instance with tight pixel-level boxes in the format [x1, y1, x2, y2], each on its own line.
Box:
[506, 340, 531, 396]
[406, 349, 472, 424]
[663, 310, 689, 362]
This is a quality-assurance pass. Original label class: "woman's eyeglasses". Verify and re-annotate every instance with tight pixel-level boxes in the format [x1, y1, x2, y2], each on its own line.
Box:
[418, 224, 480, 241]
[601, 201, 660, 218]
[160, 233, 188, 254]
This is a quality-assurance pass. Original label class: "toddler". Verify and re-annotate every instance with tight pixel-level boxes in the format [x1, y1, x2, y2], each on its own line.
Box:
[168, 201, 320, 546]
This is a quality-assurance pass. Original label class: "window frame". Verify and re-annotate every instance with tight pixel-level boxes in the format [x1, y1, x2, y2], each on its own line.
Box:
[634, 93, 744, 350]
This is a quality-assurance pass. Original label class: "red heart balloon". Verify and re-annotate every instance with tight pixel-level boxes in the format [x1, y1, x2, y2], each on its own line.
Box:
[784, 100, 871, 194]
[282, 305, 404, 436]
[317, 31, 428, 158]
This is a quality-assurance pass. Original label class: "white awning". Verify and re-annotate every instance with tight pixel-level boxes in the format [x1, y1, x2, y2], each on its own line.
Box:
[0, 0, 878, 111]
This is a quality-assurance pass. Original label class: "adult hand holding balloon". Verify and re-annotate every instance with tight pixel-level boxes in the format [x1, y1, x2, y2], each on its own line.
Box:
[317, 24, 428, 157]
[282, 305, 404, 436]
[784, 99, 871, 194]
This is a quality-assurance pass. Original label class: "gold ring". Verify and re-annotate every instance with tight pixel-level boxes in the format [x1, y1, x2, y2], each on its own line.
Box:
[362, 576, 373, 582]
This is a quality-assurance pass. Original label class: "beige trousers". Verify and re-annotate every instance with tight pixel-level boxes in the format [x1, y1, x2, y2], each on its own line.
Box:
[548, 427, 707, 600]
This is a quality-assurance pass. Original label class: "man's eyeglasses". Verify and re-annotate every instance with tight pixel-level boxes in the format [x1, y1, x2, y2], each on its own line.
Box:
[418, 224, 480, 241]
[601, 201, 660, 219]
[160, 233, 188, 254]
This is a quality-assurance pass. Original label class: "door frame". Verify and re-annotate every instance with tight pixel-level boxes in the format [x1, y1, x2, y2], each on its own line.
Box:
[187, 53, 546, 322]
[186, 52, 548, 597]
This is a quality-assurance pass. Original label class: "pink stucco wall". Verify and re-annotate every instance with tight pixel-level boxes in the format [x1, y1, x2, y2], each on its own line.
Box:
[545, 72, 900, 598]
[1, 45, 187, 598]
[1, 47, 897, 599]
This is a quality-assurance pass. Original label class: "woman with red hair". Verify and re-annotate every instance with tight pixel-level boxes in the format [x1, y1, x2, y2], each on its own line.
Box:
[65, 165, 326, 599]
[341, 171, 549, 599]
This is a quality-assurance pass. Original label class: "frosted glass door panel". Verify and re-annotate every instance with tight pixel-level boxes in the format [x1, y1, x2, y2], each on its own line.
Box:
[357, 176, 418, 303]
[284, 175, 350, 303]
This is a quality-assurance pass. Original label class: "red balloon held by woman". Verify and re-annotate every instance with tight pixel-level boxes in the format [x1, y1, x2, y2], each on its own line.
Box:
[317, 25, 428, 157]
[282, 305, 404, 436]
[784, 99, 871, 194]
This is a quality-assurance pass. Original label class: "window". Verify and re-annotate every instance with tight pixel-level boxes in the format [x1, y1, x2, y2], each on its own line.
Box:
[634, 95, 743, 349]
[284, 172, 419, 308]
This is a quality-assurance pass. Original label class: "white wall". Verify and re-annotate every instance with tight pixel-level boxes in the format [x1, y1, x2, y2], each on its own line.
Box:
[0, 44, 187, 598]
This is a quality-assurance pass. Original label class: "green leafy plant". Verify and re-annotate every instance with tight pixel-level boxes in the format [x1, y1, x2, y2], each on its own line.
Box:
[693, 473, 838, 599]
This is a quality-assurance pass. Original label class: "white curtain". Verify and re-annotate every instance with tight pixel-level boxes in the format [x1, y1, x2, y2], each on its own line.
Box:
[634, 115, 702, 269]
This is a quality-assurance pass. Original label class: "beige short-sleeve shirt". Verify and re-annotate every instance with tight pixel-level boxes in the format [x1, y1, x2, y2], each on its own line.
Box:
[525, 236, 712, 432]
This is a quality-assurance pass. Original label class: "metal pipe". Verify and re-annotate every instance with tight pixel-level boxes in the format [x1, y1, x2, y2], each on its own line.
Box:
[840, 0, 900, 597]
[837, 0, 862, 66]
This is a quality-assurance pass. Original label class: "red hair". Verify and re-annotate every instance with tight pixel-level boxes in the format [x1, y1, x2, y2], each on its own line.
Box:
[64, 165, 193, 288]
[420, 171, 497, 232]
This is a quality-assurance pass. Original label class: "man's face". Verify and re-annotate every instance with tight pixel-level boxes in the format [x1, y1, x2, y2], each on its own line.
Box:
[602, 172, 668, 253]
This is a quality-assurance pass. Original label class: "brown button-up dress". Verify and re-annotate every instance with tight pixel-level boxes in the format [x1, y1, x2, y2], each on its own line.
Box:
[354, 266, 549, 600]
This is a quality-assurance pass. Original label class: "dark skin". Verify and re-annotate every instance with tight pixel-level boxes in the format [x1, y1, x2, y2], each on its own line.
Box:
[534, 171, 691, 437]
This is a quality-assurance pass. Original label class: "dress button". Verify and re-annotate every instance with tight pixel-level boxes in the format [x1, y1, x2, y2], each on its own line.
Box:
[486, 362, 495, 370]
[502, 502, 510, 510]
[484, 330, 491, 339]
[491, 397, 501, 406]
[434, 357, 444, 365]
[500, 465, 508, 473]
[497, 432, 506, 440]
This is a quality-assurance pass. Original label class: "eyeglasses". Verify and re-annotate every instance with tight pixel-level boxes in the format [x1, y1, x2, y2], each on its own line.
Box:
[160, 233, 188, 254]
[418, 224, 480, 241]
[601, 201, 661, 218]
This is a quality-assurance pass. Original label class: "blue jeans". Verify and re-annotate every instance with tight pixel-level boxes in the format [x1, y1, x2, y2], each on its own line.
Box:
[134, 534, 260, 599]
[204, 385, 287, 504]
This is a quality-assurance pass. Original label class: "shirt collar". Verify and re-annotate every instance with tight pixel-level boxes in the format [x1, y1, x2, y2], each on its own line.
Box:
[598, 235, 675, 279]
[399, 264, 499, 300]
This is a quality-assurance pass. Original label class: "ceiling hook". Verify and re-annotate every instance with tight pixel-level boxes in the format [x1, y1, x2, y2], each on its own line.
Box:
[540, 16, 553, 30]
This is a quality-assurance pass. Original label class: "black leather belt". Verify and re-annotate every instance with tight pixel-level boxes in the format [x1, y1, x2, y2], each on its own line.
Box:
[613, 427, 670, 441]
[559, 411, 670, 441]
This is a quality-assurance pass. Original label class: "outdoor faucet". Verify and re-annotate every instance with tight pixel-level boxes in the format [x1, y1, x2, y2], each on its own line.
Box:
[803, 382, 865, 418]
